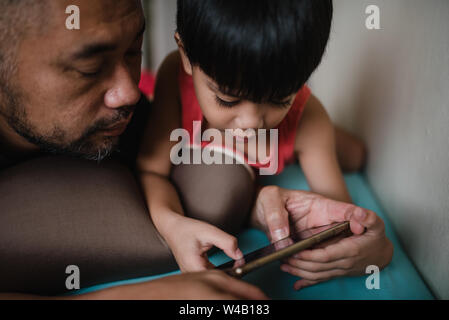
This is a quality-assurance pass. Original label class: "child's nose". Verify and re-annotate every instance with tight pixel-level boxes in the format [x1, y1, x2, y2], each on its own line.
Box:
[235, 102, 264, 129]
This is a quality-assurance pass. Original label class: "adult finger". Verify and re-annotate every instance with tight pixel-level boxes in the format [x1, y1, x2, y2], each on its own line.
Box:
[321, 202, 367, 234]
[294, 237, 359, 262]
[286, 194, 365, 234]
[258, 186, 290, 241]
[353, 208, 385, 236]
[284, 256, 354, 272]
[280, 264, 345, 282]
[293, 279, 321, 291]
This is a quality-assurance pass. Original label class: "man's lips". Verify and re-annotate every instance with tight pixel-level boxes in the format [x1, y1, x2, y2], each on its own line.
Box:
[101, 119, 131, 136]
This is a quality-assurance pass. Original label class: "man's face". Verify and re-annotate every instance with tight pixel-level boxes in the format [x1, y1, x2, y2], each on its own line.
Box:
[0, 0, 145, 160]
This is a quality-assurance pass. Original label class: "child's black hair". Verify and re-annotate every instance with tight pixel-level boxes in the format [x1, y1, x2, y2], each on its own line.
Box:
[176, 0, 333, 104]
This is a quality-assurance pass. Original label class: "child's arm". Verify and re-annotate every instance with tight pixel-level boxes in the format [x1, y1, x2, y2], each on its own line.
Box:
[294, 94, 352, 203]
[136, 52, 242, 272]
[136, 52, 185, 237]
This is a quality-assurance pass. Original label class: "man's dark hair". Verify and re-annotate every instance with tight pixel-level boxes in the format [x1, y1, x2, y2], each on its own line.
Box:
[177, 0, 333, 103]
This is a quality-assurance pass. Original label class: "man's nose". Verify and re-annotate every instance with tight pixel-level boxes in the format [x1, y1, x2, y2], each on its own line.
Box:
[235, 102, 264, 129]
[104, 63, 141, 109]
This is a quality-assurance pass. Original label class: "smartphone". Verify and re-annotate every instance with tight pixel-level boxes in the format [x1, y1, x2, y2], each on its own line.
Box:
[216, 221, 352, 278]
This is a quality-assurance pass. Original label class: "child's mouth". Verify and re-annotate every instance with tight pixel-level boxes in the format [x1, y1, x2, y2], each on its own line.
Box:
[226, 128, 258, 142]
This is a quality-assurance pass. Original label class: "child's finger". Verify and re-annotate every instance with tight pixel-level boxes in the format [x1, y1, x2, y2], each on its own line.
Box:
[183, 256, 212, 272]
[202, 225, 243, 260]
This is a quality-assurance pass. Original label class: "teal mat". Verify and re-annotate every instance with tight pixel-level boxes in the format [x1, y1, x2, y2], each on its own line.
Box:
[72, 165, 434, 299]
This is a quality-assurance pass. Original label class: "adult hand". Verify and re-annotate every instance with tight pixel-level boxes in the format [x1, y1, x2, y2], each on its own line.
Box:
[251, 186, 393, 290]
[0, 270, 268, 300]
[83, 270, 268, 300]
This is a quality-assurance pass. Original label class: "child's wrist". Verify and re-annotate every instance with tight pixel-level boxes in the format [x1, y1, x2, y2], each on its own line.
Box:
[155, 211, 186, 240]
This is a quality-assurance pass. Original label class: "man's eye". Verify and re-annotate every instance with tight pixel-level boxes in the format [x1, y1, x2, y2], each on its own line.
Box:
[215, 96, 240, 108]
[78, 68, 102, 78]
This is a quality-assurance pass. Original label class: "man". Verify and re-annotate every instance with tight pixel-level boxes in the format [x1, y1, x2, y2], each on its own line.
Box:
[0, 0, 392, 299]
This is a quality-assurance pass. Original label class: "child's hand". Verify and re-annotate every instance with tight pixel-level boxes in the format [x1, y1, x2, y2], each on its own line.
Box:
[164, 216, 244, 272]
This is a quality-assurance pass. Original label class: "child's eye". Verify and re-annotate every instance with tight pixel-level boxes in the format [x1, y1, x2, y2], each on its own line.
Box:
[271, 99, 293, 108]
[215, 96, 240, 108]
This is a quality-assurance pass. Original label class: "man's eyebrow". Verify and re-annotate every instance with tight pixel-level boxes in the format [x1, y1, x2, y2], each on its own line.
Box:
[71, 20, 146, 60]
[71, 43, 118, 60]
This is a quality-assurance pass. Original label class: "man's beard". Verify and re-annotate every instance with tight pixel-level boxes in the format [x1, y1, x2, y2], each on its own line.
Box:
[0, 83, 135, 162]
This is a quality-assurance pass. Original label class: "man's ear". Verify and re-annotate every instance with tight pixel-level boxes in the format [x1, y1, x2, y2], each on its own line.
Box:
[175, 32, 193, 76]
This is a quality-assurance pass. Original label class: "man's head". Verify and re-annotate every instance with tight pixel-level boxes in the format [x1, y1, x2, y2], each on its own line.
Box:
[0, 0, 145, 160]
[176, 0, 332, 131]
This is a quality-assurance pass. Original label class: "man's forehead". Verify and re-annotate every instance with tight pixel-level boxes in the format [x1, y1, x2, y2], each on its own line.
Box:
[66, 0, 144, 36]
[72, 0, 143, 25]
[44, 0, 145, 59]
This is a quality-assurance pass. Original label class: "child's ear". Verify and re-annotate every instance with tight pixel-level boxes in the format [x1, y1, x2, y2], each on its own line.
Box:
[175, 32, 193, 76]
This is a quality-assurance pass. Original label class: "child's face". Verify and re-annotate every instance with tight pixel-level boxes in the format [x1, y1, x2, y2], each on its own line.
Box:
[190, 67, 296, 133]
[178, 45, 296, 135]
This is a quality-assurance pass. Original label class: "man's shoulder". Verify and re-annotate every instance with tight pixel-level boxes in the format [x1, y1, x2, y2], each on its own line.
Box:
[0, 154, 6, 166]
[0, 154, 14, 171]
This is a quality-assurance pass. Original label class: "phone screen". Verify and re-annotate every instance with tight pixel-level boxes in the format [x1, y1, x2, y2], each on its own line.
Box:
[215, 222, 351, 277]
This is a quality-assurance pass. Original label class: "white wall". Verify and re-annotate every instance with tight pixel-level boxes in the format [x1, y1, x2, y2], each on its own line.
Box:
[147, 0, 449, 299]
[147, 0, 177, 71]
[309, 0, 449, 299]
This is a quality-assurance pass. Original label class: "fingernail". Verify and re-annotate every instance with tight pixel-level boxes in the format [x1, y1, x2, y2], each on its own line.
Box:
[355, 208, 366, 220]
[272, 228, 289, 241]
[235, 249, 243, 259]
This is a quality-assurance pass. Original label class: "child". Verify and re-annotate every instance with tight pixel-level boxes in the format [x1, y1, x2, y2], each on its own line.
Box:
[137, 0, 365, 272]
